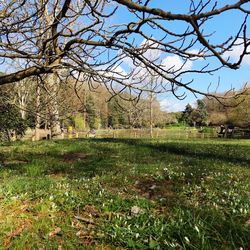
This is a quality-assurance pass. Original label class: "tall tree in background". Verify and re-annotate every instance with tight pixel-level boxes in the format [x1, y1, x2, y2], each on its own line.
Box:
[194, 100, 208, 126]
[0, 88, 27, 141]
[181, 104, 194, 126]
[181, 100, 208, 126]
[86, 94, 98, 129]
[107, 98, 129, 128]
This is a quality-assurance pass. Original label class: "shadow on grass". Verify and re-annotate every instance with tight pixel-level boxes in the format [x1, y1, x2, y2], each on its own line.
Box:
[1, 138, 249, 181]
[95, 138, 250, 167]
[146, 141, 250, 167]
[0, 139, 125, 178]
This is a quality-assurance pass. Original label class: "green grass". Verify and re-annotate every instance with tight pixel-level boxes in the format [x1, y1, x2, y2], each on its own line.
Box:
[86, 127, 217, 140]
[0, 138, 250, 249]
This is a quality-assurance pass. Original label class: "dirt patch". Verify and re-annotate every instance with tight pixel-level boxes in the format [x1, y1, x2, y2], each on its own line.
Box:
[62, 152, 88, 163]
[135, 178, 175, 200]
[4, 219, 32, 248]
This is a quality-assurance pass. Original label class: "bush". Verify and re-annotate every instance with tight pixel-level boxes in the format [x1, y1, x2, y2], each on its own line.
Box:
[166, 122, 187, 128]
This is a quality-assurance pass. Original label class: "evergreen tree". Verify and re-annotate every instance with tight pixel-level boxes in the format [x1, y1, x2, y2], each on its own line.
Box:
[107, 98, 129, 128]
[181, 104, 194, 125]
[0, 89, 27, 141]
[86, 95, 98, 129]
[195, 100, 208, 126]
[181, 101, 208, 127]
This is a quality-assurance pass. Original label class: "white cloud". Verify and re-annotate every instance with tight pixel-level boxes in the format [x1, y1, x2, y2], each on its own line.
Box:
[187, 49, 200, 55]
[120, 46, 193, 86]
[121, 55, 134, 69]
[120, 38, 162, 70]
[97, 64, 127, 79]
[108, 39, 194, 90]
[224, 39, 250, 66]
[186, 49, 206, 61]
[111, 65, 127, 76]
[140, 38, 162, 61]
[162, 55, 192, 73]
[160, 98, 186, 112]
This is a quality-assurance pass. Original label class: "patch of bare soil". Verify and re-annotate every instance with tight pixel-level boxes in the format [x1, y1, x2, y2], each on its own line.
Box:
[62, 152, 88, 163]
[4, 219, 32, 248]
[135, 178, 175, 200]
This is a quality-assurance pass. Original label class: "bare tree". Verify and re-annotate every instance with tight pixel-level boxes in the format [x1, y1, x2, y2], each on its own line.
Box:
[0, 0, 250, 100]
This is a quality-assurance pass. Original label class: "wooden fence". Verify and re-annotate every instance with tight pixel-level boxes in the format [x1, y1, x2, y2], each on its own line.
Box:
[94, 128, 217, 140]
[24, 127, 250, 141]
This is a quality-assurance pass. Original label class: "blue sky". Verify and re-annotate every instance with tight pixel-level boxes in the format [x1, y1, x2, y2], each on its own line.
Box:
[1, 0, 250, 112]
[112, 0, 250, 112]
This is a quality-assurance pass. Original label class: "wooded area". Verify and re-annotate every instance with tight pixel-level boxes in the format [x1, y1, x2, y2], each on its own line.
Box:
[1, 79, 249, 141]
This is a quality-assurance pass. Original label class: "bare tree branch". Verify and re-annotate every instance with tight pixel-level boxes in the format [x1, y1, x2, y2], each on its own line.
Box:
[0, 0, 249, 100]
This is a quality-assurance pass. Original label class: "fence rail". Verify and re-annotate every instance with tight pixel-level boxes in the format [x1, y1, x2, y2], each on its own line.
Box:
[93, 128, 217, 140]
[22, 127, 250, 141]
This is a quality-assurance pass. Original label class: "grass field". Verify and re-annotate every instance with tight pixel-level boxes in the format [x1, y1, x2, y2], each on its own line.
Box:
[0, 138, 250, 249]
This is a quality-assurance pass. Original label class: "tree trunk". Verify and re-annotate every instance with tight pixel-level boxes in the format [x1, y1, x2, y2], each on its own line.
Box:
[149, 91, 153, 139]
[47, 73, 61, 137]
[35, 84, 41, 141]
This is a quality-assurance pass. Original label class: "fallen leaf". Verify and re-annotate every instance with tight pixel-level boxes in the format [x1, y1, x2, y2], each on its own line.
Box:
[48, 227, 61, 240]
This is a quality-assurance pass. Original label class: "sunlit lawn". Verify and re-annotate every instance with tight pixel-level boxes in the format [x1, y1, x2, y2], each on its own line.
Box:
[0, 138, 249, 249]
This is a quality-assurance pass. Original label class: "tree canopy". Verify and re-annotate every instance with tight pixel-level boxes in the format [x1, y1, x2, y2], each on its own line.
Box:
[0, 0, 250, 99]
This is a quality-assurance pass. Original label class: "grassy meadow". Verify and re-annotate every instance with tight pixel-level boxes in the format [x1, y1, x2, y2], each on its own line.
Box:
[0, 138, 250, 249]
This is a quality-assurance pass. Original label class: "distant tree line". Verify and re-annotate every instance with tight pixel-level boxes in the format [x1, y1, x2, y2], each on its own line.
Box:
[1, 71, 249, 142]
[179, 86, 250, 128]
[0, 74, 178, 141]
[203, 87, 250, 128]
